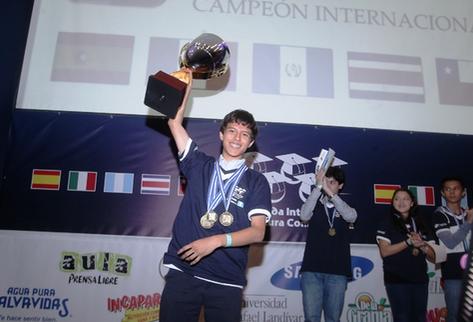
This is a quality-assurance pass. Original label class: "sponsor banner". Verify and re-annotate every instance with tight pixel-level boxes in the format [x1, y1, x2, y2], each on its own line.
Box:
[0, 231, 446, 322]
[0, 230, 167, 322]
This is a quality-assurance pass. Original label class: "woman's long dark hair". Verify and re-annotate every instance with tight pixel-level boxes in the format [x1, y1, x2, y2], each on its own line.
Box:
[391, 188, 431, 236]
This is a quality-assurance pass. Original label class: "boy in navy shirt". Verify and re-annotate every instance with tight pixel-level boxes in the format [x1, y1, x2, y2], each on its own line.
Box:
[159, 70, 272, 322]
[299, 166, 357, 322]
[432, 177, 473, 322]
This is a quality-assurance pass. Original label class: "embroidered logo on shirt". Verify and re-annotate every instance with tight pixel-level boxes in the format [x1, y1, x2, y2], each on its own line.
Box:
[231, 186, 247, 207]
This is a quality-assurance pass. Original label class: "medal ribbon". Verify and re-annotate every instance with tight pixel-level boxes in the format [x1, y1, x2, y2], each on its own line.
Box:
[206, 163, 220, 213]
[323, 199, 337, 230]
[207, 161, 247, 213]
[215, 161, 248, 212]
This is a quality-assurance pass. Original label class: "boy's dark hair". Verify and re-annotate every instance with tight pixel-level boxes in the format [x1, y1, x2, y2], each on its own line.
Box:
[325, 166, 345, 185]
[440, 176, 465, 190]
[220, 109, 258, 139]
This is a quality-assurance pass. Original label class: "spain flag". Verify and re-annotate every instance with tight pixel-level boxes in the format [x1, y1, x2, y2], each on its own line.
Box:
[31, 169, 61, 190]
[374, 184, 401, 204]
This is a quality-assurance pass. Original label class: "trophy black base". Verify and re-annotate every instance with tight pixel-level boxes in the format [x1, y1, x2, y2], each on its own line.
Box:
[144, 71, 187, 119]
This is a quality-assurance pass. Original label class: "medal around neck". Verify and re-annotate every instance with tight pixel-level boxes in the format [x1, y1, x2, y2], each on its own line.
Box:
[219, 211, 234, 227]
[144, 33, 230, 118]
[200, 210, 218, 229]
[328, 228, 336, 236]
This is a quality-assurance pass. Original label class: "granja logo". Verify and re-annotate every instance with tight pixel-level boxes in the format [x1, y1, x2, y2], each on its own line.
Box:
[60, 251, 132, 276]
[270, 257, 374, 290]
[346, 293, 392, 322]
[0, 287, 70, 318]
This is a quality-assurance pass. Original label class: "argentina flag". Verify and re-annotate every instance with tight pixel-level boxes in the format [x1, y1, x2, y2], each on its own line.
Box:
[104, 172, 134, 194]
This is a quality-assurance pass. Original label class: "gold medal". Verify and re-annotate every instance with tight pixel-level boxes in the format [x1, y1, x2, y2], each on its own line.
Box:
[328, 228, 336, 236]
[219, 211, 234, 227]
[200, 211, 217, 229]
[412, 248, 420, 256]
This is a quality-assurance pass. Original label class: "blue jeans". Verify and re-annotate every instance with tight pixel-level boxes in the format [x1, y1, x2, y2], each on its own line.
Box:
[385, 283, 428, 322]
[444, 279, 462, 322]
[301, 272, 348, 322]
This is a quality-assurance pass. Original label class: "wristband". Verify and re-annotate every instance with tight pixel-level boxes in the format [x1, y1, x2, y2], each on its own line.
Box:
[405, 239, 413, 247]
[225, 234, 232, 247]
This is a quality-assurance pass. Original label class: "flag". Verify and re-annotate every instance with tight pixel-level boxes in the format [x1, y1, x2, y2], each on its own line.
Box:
[68, 171, 97, 192]
[408, 186, 435, 206]
[104, 172, 134, 194]
[252, 44, 333, 97]
[146, 37, 236, 91]
[51, 32, 134, 84]
[31, 169, 61, 190]
[140, 174, 170, 195]
[436, 58, 473, 106]
[374, 184, 401, 204]
[348, 52, 425, 103]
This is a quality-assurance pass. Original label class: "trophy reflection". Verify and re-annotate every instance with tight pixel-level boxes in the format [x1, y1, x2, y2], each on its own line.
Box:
[144, 33, 231, 118]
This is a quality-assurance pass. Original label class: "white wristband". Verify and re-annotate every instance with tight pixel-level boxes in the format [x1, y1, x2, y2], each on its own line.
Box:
[225, 234, 232, 247]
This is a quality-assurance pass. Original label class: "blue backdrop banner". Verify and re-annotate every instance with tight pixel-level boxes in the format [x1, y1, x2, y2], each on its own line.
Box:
[1, 110, 472, 243]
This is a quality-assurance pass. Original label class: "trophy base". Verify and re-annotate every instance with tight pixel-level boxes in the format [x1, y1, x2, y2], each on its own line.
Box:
[144, 71, 187, 118]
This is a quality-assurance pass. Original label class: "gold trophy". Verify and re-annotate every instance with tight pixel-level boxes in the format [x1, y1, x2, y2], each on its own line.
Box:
[144, 33, 230, 118]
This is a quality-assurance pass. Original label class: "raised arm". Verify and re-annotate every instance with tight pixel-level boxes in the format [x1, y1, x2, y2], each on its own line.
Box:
[167, 69, 193, 154]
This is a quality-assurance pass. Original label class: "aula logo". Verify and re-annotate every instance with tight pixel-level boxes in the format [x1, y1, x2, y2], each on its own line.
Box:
[270, 257, 374, 290]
